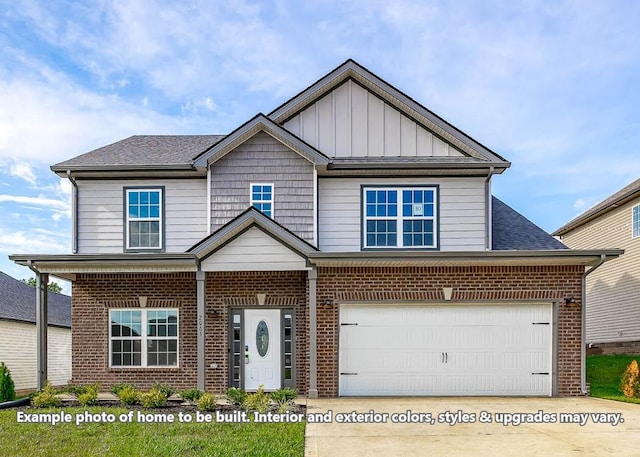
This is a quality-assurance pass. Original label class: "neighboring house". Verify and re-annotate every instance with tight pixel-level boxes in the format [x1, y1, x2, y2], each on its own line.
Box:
[11, 60, 621, 398]
[0, 271, 71, 391]
[554, 179, 640, 354]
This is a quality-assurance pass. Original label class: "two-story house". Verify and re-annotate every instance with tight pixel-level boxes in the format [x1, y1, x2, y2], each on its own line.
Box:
[554, 179, 640, 354]
[11, 60, 621, 397]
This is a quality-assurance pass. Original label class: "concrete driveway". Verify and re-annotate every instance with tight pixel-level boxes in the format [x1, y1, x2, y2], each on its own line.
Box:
[305, 397, 640, 456]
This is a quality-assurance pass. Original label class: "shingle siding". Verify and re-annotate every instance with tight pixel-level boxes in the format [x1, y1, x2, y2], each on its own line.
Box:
[210, 132, 314, 243]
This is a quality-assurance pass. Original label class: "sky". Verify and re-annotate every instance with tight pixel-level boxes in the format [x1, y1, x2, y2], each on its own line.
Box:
[1, 0, 639, 294]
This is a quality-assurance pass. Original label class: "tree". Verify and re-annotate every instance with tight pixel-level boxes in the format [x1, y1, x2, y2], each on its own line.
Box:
[20, 277, 64, 294]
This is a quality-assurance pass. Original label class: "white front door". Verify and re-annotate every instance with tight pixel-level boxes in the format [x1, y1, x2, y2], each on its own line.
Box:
[244, 309, 281, 391]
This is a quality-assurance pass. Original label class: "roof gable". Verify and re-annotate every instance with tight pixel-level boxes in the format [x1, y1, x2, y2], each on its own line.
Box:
[0, 272, 71, 327]
[189, 206, 318, 261]
[193, 114, 329, 168]
[269, 59, 510, 166]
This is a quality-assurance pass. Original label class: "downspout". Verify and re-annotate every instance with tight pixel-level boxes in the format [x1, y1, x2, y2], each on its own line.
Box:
[484, 167, 494, 250]
[581, 254, 607, 395]
[67, 170, 78, 254]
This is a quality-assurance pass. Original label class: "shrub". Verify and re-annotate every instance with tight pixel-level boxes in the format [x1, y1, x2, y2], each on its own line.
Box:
[31, 381, 61, 408]
[621, 360, 640, 398]
[0, 362, 15, 402]
[140, 388, 168, 408]
[197, 393, 217, 411]
[245, 385, 270, 413]
[270, 387, 297, 404]
[110, 383, 136, 396]
[150, 382, 174, 398]
[77, 383, 99, 406]
[226, 387, 247, 408]
[180, 388, 203, 402]
[117, 385, 141, 406]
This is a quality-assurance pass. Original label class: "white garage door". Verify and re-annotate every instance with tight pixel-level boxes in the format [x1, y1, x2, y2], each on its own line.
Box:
[339, 304, 552, 396]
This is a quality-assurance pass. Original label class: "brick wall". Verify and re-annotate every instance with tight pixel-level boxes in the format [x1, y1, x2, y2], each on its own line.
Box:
[315, 265, 584, 397]
[71, 272, 198, 390]
[72, 271, 309, 394]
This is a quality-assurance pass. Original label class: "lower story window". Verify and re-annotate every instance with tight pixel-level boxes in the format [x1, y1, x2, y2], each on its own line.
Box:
[110, 309, 178, 367]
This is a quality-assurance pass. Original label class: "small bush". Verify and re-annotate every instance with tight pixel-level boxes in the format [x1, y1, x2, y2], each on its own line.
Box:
[151, 382, 174, 398]
[117, 385, 141, 406]
[77, 383, 99, 406]
[226, 387, 247, 408]
[0, 362, 16, 402]
[31, 381, 61, 408]
[197, 393, 216, 411]
[140, 388, 168, 408]
[270, 387, 297, 404]
[111, 383, 136, 396]
[621, 360, 640, 398]
[245, 385, 270, 413]
[180, 388, 203, 402]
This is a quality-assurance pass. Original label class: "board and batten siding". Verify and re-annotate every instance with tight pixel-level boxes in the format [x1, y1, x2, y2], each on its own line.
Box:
[201, 227, 309, 271]
[561, 197, 640, 343]
[210, 131, 314, 243]
[284, 79, 465, 158]
[318, 177, 486, 252]
[0, 321, 71, 390]
[77, 179, 208, 253]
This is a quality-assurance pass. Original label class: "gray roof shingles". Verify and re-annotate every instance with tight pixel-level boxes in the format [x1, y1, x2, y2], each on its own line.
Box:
[492, 196, 567, 250]
[53, 135, 225, 168]
[0, 272, 71, 328]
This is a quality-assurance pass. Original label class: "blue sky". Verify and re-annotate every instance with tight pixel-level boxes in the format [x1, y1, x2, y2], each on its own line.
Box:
[1, 0, 639, 293]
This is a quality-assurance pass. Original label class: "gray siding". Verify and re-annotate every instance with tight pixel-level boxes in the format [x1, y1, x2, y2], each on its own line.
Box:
[77, 179, 207, 253]
[561, 197, 640, 343]
[284, 80, 465, 159]
[210, 131, 314, 242]
[318, 177, 486, 252]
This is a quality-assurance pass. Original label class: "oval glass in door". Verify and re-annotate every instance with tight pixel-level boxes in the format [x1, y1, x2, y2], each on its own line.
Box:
[256, 320, 269, 357]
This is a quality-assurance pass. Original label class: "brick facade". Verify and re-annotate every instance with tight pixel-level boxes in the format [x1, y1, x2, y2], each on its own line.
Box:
[71, 265, 584, 397]
[315, 265, 584, 397]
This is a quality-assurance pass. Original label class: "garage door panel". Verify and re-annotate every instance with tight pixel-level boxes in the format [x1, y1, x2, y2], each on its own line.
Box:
[339, 304, 552, 396]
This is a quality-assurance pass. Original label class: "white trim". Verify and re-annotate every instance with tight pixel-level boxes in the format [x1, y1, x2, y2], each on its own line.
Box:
[108, 308, 179, 368]
[632, 204, 640, 239]
[363, 186, 438, 249]
[250, 182, 275, 218]
[125, 188, 164, 250]
[313, 168, 318, 246]
[206, 165, 212, 234]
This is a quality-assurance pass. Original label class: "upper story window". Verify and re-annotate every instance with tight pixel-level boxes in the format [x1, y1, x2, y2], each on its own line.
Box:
[110, 309, 178, 368]
[125, 188, 163, 251]
[633, 205, 640, 239]
[362, 186, 438, 249]
[251, 183, 274, 218]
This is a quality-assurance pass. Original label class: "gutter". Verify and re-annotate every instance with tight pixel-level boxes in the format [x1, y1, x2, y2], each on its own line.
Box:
[581, 254, 607, 395]
[484, 167, 494, 250]
[67, 171, 78, 254]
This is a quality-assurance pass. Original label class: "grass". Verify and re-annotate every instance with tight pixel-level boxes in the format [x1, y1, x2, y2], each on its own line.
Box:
[0, 406, 305, 457]
[587, 354, 640, 404]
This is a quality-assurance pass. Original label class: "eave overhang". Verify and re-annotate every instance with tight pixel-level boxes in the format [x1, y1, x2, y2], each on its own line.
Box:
[307, 249, 623, 267]
[52, 164, 206, 179]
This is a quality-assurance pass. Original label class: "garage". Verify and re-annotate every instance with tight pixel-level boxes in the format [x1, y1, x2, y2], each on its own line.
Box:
[339, 303, 553, 396]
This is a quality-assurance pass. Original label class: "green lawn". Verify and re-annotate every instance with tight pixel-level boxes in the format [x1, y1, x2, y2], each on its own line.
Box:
[587, 354, 640, 404]
[0, 406, 305, 457]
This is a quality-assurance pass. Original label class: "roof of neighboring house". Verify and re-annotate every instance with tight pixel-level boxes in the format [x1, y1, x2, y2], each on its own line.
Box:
[553, 178, 640, 236]
[51, 135, 224, 171]
[492, 197, 567, 250]
[0, 272, 71, 328]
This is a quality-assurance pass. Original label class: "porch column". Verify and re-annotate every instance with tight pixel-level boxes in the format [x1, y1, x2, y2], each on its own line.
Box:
[308, 268, 318, 399]
[196, 271, 206, 391]
[36, 273, 49, 390]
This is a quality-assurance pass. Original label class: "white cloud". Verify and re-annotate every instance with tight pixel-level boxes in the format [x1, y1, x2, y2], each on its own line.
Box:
[0, 194, 68, 210]
[9, 161, 37, 185]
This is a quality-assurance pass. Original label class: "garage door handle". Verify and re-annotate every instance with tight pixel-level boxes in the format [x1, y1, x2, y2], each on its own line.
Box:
[341, 323, 358, 326]
[531, 372, 549, 375]
[441, 352, 448, 363]
[340, 372, 358, 376]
